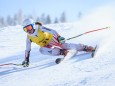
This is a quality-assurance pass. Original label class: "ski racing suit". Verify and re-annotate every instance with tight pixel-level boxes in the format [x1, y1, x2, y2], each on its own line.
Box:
[25, 25, 85, 62]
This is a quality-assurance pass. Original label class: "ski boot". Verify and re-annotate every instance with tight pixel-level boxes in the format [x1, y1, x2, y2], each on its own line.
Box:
[60, 49, 69, 56]
[55, 49, 69, 64]
[55, 49, 77, 64]
[83, 45, 96, 57]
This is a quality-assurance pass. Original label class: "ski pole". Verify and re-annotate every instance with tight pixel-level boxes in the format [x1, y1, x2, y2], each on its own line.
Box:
[0, 63, 22, 66]
[65, 27, 110, 41]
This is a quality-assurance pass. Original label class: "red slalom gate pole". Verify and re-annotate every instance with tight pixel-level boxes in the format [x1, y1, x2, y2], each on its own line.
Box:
[0, 63, 13, 66]
[66, 27, 110, 41]
[0, 63, 22, 66]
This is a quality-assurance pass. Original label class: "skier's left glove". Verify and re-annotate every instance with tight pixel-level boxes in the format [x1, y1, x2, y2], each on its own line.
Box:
[22, 60, 29, 67]
[58, 36, 65, 44]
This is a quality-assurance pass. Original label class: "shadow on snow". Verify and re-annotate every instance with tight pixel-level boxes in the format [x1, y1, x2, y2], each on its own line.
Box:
[0, 61, 56, 76]
[0, 52, 92, 76]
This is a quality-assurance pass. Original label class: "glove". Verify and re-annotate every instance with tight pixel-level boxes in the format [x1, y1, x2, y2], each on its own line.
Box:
[22, 51, 30, 67]
[22, 60, 29, 67]
[58, 36, 65, 44]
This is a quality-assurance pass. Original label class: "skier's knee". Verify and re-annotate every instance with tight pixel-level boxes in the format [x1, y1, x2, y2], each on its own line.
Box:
[39, 47, 60, 56]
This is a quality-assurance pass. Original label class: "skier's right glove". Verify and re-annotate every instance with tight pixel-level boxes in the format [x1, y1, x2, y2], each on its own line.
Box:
[22, 60, 29, 67]
[22, 51, 30, 67]
[58, 36, 65, 44]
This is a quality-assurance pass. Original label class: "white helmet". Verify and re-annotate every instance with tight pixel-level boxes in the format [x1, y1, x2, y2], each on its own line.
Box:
[22, 18, 35, 29]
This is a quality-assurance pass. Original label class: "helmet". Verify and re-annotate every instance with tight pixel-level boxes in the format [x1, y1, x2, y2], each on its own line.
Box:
[22, 18, 35, 29]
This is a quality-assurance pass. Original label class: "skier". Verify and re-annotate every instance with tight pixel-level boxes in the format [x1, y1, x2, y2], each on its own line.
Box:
[22, 18, 95, 67]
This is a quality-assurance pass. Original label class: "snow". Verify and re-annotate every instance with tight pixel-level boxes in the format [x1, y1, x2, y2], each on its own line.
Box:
[0, 5, 115, 86]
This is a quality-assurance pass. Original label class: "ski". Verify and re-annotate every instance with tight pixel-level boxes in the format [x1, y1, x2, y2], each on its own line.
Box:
[55, 45, 98, 64]
[55, 58, 63, 64]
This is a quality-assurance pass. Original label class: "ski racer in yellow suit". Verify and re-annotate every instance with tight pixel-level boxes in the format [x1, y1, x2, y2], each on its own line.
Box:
[22, 18, 95, 67]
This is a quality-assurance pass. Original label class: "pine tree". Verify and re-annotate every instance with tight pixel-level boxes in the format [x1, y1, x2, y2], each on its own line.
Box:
[45, 15, 51, 24]
[41, 13, 46, 24]
[60, 11, 67, 23]
[77, 12, 82, 20]
[7, 15, 13, 26]
[0, 17, 6, 27]
[54, 17, 59, 23]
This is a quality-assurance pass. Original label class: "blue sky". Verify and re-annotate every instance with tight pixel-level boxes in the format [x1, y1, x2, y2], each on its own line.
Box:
[0, 0, 114, 22]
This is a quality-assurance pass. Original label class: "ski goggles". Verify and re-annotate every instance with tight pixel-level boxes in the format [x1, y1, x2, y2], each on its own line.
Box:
[23, 24, 33, 32]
